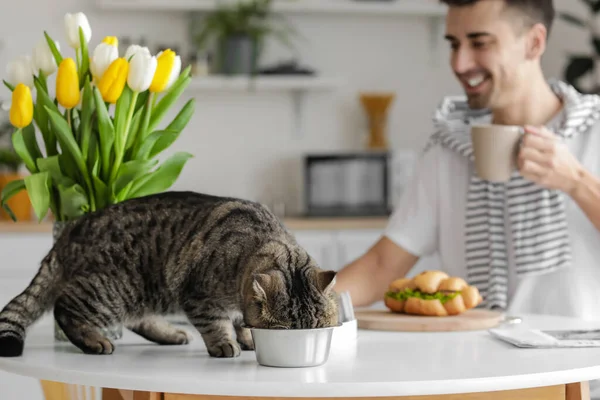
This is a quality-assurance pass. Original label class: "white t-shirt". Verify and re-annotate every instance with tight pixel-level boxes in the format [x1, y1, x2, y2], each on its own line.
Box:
[384, 114, 600, 321]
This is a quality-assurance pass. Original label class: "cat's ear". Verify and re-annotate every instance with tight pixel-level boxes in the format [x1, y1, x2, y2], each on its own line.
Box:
[317, 270, 336, 295]
[252, 273, 271, 302]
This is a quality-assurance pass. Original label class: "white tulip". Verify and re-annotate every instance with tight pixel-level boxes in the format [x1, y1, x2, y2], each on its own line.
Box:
[90, 41, 118, 81]
[32, 38, 60, 76]
[127, 51, 157, 92]
[158, 50, 182, 91]
[6, 56, 34, 88]
[64, 12, 92, 49]
[125, 44, 151, 61]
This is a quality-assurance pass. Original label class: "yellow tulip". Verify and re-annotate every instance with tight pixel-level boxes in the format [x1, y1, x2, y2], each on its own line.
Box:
[97, 57, 129, 103]
[9, 83, 33, 128]
[149, 49, 181, 93]
[102, 36, 118, 47]
[56, 58, 80, 109]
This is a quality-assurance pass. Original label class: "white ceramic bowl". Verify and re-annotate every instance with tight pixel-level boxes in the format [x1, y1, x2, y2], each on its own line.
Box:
[249, 326, 337, 368]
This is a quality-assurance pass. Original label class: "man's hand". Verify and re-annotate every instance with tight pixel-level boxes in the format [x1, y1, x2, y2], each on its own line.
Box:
[517, 125, 583, 195]
[518, 124, 600, 233]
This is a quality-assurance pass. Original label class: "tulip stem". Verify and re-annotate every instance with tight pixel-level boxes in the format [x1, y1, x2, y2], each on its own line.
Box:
[76, 50, 81, 72]
[109, 91, 139, 184]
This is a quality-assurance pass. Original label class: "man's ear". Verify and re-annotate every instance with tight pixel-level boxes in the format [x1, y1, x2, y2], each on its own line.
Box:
[526, 22, 547, 60]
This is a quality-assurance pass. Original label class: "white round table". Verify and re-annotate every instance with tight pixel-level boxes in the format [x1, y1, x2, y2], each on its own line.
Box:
[0, 314, 599, 400]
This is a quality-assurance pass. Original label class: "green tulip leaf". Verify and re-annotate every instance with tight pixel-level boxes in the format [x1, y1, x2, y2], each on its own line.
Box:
[24, 171, 51, 222]
[135, 130, 175, 160]
[128, 152, 193, 198]
[78, 27, 90, 85]
[125, 106, 145, 152]
[80, 77, 94, 160]
[44, 31, 63, 65]
[37, 155, 75, 187]
[44, 106, 88, 178]
[92, 87, 115, 181]
[93, 175, 109, 210]
[3, 80, 14, 92]
[0, 179, 26, 221]
[148, 75, 191, 133]
[12, 129, 37, 173]
[112, 159, 158, 198]
[115, 85, 132, 150]
[33, 77, 50, 142]
[165, 98, 195, 134]
[22, 124, 43, 165]
[58, 183, 89, 219]
[33, 77, 59, 155]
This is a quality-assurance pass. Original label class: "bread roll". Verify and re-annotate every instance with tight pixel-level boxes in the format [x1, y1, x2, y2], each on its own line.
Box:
[384, 297, 405, 313]
[443, 294, 466, 315]
[461, 286, 482, 309]
[404, 297, 448, 316]
[413, 270, 449, 293]
[383, 270, 484, 317]
[438, 277, 468, 292]
[388, 278, 415, 291]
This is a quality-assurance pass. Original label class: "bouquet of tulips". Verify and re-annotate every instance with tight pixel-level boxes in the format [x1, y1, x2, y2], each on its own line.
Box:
[0, 12, 195, 222]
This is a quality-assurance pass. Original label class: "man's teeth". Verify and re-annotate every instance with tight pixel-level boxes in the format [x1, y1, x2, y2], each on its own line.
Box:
[467, 75, 485, 87]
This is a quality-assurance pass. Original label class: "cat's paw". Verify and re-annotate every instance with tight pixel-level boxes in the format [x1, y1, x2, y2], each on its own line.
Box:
[81, 335, 114, 355]
[207, 340, 241, 358]
[172, 329, 193, 345]
[236, 331, 254, 351]
[159, 329, 192, 345]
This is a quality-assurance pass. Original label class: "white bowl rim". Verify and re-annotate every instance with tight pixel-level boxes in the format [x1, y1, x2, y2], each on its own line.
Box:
[244, 323, 342, 333]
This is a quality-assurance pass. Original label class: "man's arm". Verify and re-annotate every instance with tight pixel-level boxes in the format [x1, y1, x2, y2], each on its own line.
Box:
[334, 236, 418, 307]
[569, 167, 600, 232]
[519, 125, 600, 232]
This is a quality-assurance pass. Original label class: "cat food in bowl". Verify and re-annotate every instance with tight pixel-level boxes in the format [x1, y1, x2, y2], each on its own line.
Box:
[249, 326, 337, 368]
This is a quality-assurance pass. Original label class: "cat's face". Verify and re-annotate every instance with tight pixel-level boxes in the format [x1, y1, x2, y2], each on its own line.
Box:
[244, 267, 339, 330]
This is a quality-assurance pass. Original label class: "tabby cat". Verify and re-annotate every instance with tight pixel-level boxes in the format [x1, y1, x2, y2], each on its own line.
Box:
[0, 191, 339, 358]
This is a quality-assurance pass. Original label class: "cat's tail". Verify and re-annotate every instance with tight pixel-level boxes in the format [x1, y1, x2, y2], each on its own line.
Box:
[0, 251, 62, 357]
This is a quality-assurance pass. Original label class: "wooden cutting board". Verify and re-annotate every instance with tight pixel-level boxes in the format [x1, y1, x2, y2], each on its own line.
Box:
[355, 308, 504, 332]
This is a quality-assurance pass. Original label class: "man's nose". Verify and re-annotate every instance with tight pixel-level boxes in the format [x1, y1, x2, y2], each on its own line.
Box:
[452, 48, 477, 75]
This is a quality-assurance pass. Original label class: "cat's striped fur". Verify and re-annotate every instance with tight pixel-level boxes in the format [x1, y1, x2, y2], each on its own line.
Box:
[0, 191, 338, 358]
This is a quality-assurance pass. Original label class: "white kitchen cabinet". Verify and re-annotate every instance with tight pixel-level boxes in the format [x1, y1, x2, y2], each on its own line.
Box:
[334, 230, 382, 267]
[292, 231, 339, 270]
[292, 229, 383, 271]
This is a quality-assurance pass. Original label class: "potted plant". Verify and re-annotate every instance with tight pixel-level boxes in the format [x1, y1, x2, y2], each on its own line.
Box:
[0, 118, 31, 221]
[193, 0, 298, 75]
[559, 2, 600, 93]
[0, 11, 196, 340]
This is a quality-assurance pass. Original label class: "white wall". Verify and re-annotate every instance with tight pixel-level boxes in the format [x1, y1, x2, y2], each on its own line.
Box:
[0, 0, 590, 215]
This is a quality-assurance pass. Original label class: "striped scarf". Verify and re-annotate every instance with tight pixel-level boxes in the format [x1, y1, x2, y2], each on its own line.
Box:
[425, 80, 600, 310]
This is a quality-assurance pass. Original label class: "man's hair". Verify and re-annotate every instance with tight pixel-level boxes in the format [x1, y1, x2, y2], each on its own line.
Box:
[439, 0, 555, 36]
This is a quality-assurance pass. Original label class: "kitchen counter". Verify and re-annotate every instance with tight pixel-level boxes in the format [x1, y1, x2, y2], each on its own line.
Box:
[0, 216, 389, 233]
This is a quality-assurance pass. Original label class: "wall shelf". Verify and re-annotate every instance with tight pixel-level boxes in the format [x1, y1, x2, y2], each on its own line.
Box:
[96, 0, 447, 16]
[188, 75, 342, 138]
[188, 75, 341, 91]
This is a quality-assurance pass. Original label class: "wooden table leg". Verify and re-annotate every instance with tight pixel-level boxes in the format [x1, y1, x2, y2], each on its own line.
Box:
[101, 388, 163, 400]
[566, 382, 590, 400]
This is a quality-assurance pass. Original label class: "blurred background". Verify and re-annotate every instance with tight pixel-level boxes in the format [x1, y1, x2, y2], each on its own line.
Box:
[0, 0, 597, 397]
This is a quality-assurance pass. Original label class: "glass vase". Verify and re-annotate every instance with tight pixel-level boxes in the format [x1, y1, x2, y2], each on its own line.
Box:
[52, 220, 123, 342]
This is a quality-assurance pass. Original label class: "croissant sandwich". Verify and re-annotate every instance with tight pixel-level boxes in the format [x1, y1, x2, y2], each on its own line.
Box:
[384, 270, 483, 316]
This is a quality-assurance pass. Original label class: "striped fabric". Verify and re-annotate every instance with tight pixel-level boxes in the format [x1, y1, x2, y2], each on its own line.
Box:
[424, 80, 600, 310]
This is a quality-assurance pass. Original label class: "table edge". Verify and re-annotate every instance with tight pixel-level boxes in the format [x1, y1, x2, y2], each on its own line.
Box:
[1, 360, 599, 397]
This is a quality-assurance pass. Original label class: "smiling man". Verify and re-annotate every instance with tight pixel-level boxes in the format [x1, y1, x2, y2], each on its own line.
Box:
[334, 0, 600, 327]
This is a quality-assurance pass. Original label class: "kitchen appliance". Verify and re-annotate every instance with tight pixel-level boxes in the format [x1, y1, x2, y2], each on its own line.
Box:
[303, 151, 391, 217]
